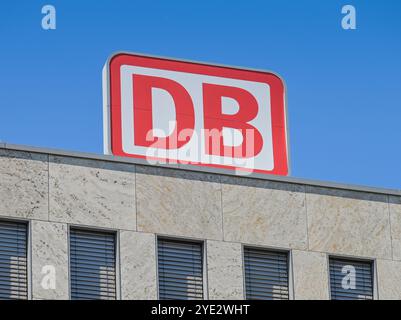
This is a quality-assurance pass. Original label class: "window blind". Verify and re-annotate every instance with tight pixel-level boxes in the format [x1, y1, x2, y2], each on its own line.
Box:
[329, 258, 373, 300]
[70, 229, 116, 300]
[244, 247, 289, 300]
[0, 220, 28, 300]
[158, 239, 203, 300]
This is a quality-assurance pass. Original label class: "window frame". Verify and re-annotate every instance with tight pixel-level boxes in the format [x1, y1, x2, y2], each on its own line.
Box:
[327, 254, 377, 300]
[0, 217, 30, 300]
[241, 244, 293, 300]
[68, 225, 120, 300]
[156, 235, 207, 300]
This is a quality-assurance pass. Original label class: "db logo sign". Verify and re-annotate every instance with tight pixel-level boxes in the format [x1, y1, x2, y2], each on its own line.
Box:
[103, 53, 289, 176]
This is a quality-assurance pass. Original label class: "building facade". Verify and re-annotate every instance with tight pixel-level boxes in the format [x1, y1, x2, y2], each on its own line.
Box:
[0, 143, 400, 300]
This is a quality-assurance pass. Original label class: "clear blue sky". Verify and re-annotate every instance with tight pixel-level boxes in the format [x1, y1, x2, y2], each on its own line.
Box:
[1, 1, 400, 189]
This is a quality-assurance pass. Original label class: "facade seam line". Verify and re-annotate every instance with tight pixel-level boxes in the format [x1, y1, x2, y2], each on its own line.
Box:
[304, 186, 310, 251]
[387, 195, 394, 260]
[47, 154, 50, 222]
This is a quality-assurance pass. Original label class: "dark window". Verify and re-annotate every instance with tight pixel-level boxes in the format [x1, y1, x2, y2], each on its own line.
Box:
[70, 229, 116, 300]
[244, 247, 289, 300]
[329, 257, 374, 300]
[158, 239, 203, 300]
[0, 220, 28, 300]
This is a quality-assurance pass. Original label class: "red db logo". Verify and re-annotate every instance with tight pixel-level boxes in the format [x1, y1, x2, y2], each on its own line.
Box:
[103, 53, 289, 176]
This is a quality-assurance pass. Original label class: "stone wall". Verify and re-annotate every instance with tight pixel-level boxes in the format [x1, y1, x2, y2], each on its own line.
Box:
[1, 147, 400, 299]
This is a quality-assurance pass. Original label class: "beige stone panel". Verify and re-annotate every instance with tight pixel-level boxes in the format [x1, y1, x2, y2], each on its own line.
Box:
[120, 231, 157, 299]
[0, 149, 48, 220]
[377, 259, 401, 299]
[292, 250, 329, 300]
[389, 196, 401, 260]
[49, 156, 136, 230]
[206, 240, 244, 299]
[222, 176, 307, 250]
[306, 187, 391, 259]
[31, 220, 69, 300]
[136, 166, 222, 240]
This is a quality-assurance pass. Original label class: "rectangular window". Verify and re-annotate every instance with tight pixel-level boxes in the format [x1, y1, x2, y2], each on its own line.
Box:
[244, 247, 289, 300]
[0, 220, 28, 300]
[157, 239, 203, 300]
[69, 228, 116, 300]
[329, 257, 374, 300]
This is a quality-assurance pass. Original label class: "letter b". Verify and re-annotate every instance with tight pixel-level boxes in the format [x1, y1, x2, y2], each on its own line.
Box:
[203, 83, 263, 158]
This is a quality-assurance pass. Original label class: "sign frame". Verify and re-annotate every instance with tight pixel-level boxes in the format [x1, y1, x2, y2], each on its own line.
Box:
[103, 52, 291, 176]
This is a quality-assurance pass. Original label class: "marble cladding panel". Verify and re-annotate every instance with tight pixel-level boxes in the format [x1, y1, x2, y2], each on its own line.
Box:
[49, 156, 136, 230]
[206, 240, 244, 299]
[120, 231, 157, 299]
[292, 250, 329, 300]
[222, 176, 308, 250]
[136, 166, 223, 240]
[377, 259, 401, 299]
[306, 187, 392, 259]
[389, 196, 401, 261]
[31, 220, 69, 299]
[0, 150, 48, 220]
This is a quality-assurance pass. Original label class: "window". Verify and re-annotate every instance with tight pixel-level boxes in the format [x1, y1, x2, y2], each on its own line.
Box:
[69, 228, 116, 300]
[0, 220, 28, 300]
[157, 238, 203, 300]
[244, 247, 289, 300]
[329, 257, 374, 300]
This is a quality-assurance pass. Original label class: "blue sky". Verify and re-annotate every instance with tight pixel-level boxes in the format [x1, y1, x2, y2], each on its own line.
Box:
[0, 1, 400, 189]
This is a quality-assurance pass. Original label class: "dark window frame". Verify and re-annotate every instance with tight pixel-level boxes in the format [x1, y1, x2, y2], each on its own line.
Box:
[157, 237, 205, 300]
[69, 227, 117, 300]
[328, 256, 375, 300]
[243, 246, 290, 300]
[0, 218, 29, 300]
